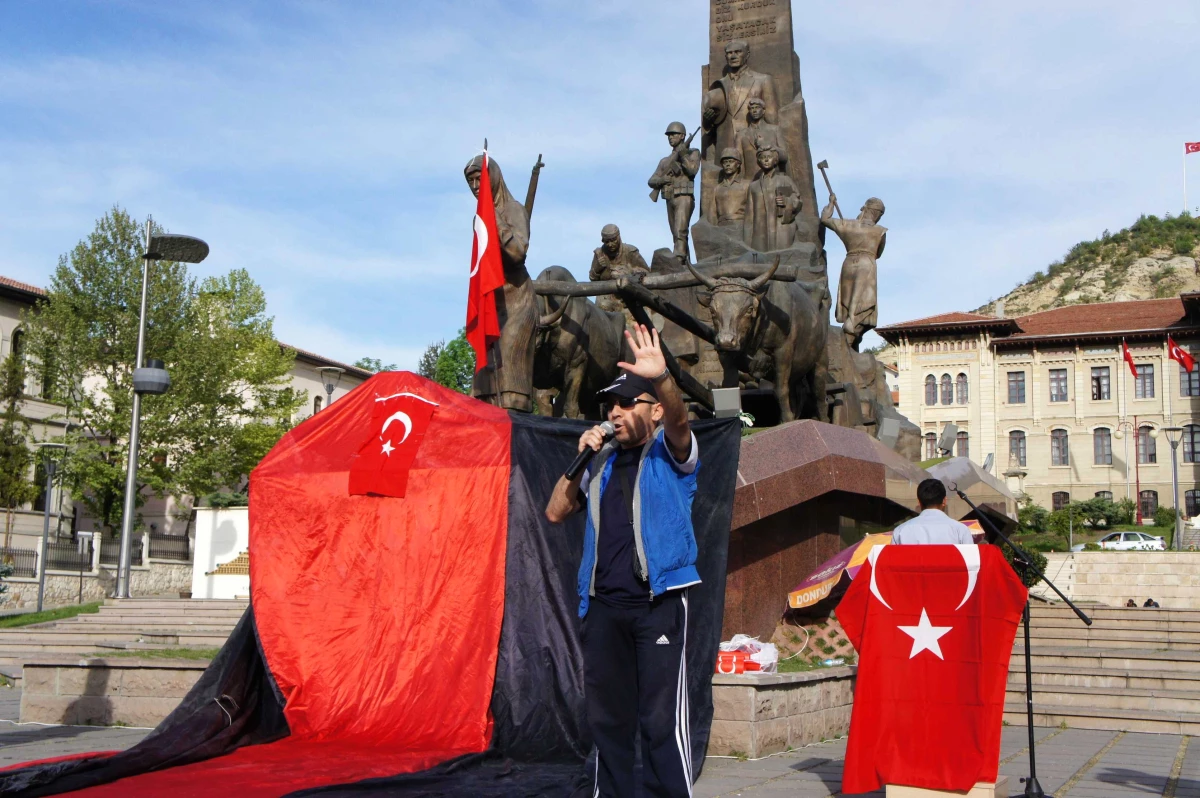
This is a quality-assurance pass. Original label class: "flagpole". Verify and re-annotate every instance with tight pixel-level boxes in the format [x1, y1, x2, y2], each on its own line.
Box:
[1185, 144, 1189, 214]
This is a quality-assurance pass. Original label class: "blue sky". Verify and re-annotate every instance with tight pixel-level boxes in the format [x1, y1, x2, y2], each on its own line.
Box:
[1, 1, 1198, 366]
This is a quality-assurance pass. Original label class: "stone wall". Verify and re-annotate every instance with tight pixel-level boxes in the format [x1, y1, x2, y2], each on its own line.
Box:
[1032, 551, 1200, 608]
[709, 667, 856, 758]
[0, 561, 193, 610]
[21, 657, 207, 726]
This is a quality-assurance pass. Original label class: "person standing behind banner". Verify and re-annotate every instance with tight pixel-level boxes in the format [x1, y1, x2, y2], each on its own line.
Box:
[891, 478, 976, 545]
[545, 323, 700, 798]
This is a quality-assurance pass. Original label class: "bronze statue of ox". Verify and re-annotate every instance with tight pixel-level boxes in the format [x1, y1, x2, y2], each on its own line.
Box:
[687, 257, 829, 423]
[533, 265, 630, 419]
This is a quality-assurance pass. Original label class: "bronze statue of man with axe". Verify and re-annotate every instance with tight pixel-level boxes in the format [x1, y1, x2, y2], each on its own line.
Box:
[817, 160, 887, 352]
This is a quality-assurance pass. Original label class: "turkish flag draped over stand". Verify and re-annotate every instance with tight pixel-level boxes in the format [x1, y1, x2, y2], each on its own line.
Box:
[1168, 335, 1196, 374]
[466, 151, 505, 372]
[838, 544, 1027, 794]
[1122, 338, 1138, 378]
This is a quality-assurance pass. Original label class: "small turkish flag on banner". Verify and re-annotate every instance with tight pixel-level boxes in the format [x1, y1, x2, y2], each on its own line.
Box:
[1122, 338, 1138, 378]
[1186, 142, 1200, 154]
[1168, 335, 1196, 373]
[348, 392, 439, 498]
[466, 151, 506, 373]
[837, 544, 1026, 794]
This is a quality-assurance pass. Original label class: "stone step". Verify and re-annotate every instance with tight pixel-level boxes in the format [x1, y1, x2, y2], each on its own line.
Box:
[105, 598, 247, 607]
[42, 623, 238, 635]
[0, 631, 230, 649]
[1003, 703, 1200, 735]
[90, 608, 247, 619]
[1008, 664, 1200, 692]
[1014, 646, 1200, 672]
[1005, 683, 1200, 713]
[1030, 606, 1200, 622]
[1019, 634, 1200, 651]
[1028, 616, 1200, 633]
[1023, 624, 1200, 640]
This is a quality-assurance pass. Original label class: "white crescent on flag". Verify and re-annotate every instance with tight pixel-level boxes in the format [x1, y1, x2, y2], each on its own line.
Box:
[866, 543, 980, 611]
[381, 411, 413, 444]
[470, 214, 488, 277]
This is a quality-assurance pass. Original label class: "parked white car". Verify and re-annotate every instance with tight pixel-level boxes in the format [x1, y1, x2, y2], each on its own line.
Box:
[1096, 531, 1166, 551]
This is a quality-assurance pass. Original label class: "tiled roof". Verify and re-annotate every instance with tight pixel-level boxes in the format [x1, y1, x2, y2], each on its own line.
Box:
[877, 311, 1001, 330]
[0, 275, 47, 298]
[1004, 298, 1194, 342]
[280, 342, 374, 379]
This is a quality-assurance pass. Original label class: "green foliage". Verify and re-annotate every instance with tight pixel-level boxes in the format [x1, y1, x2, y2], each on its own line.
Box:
[0, 351, 37, 549]
[1113, 498, 1137, 525]
[204, 491, 249, 508]
[417, 340, 444, 380]
[91, 646, 219, 660]
[0, 559, 11, 597]
[353, 357, 397, 373]
[1154, 504, 1177, 530]
[1018, 498, 1048, 533]
[432, 329, 475, 394]
[0, 601, 102, 628]
[1174, 234, 1196, 255]
[1016, 534, 1068, 553]
[1002, 544, 1047, 588]
[22, 207, 304, 534]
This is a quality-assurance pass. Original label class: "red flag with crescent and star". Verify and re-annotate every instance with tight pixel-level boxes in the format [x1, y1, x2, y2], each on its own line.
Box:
[348, 392, 439, 498]
[837, 544, 1026, 794]
[1122, 338, 1138, 378]
[466, 150, 505, 373]
[1187, 142, 1200, 155]
[1168, 335, 1196, 374]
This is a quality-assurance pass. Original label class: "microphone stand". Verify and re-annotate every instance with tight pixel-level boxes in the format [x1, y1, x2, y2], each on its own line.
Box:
[952, 487, 1092, 798]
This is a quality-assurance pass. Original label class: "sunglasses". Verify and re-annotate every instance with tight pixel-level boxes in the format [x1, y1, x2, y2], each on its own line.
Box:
[606, 397, 657, 410]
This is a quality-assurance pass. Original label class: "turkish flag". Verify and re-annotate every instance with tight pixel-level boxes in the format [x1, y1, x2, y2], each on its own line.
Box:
[1186, 142, 1200, 154]
[348, 392, 439, 498]
[1169, 335, 1196, 373]
[838, 544, 1026, 794]
[1122, 338, 1138, 378]
[466, 152, 506, 373]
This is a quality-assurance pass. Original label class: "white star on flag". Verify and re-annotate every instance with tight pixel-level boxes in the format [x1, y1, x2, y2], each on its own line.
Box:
[381, 440, 395, 457]
[897, 608, 952, 660]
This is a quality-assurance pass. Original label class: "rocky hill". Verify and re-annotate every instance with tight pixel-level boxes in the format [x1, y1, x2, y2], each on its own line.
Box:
[974, 213, 1200, 316]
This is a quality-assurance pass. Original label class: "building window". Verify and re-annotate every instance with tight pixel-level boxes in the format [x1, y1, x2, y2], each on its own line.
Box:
[1051, 428, 1069, 466]
[1184, 424, 1200, 464]
[10, 328, 24, 363]
[1140, 489, 1158, 519]
[1135, 364, 1155, 399]
[1093, 427, 1112, 465]
[924, 432, 937, 460]
[1049, 369, 1068, 402]
[1187, 489, 1200, 519]
[956, 373, 969, 404]
[1095, 490, 1113, 501]
[313, 395, 323, 414]
[1181, 363, 1200, 397]
[1009, 431, 1027, 467]
[33, 462, 47, 512]
[1091, 366, 1110, 400]
[924, 375, 936, 406]
[957, 431, 969, 459]
[1008, 372, 1025, 404]
[1052, 491, 1070, 511]
[940, 374, 953, 405]
[1137, 425, 1157, 464]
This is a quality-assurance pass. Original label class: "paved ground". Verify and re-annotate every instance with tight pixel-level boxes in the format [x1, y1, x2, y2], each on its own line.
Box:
[1, 685, 1194, 796]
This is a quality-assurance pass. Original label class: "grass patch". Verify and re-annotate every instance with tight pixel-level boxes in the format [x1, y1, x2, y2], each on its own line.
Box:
[89, 647, 219, 661]
[778, 653, 856, 674]
[0, 601, 102, 628]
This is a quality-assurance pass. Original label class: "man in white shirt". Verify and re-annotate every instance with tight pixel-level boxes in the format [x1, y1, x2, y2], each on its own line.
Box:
[891, 478, 976, 545]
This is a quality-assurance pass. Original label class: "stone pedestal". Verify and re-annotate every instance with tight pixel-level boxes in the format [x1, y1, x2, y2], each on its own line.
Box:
[886, 776, 1009, 798]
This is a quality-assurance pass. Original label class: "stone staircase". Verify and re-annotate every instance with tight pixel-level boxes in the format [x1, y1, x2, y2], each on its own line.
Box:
[0, 598, 246, 685]
[1005, 602, 1200, 734]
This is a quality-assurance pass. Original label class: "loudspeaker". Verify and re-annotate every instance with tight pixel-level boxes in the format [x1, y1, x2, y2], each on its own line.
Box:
[982, 453, 994, 473]
[937, 422, 959, 455]
[878, 417, 901, 449]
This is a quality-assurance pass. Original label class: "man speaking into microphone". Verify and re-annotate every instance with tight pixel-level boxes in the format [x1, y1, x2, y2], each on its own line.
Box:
[546, 323, 699, 798]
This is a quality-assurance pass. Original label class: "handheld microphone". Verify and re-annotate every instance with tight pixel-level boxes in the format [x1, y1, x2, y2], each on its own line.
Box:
[565, 421, 616, 481]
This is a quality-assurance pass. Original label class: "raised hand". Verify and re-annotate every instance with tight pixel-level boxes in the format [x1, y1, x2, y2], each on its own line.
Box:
[617, 324, 667, 381]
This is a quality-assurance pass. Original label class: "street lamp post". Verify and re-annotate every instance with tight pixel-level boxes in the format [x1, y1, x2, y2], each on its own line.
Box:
[1164, 426, 1184, 551]
[116, 219, 208, 599]
[35, 442, 67, 613]
[317, 367, 344, 409]
[1113, 417, 1147, 524]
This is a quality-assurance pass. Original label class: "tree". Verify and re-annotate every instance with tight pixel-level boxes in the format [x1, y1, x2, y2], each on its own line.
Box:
[22, 207, 304, 535]
[354, 357, 397, 373]
[432, 329, 475, 394]
[0, 351, 36, 550]
[417, 340, 444, 380]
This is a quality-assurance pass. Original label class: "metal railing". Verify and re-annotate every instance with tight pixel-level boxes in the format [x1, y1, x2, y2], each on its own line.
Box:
[148, 533, 191, 562]
[0, 547, 37, 578]
[100, 536, 142, 567]
[44, 539, 93, 572]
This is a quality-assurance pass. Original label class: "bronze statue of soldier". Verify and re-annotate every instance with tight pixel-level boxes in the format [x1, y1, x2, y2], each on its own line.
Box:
[709, 147, 751, 238]
[745, 144, 802, 253]
[702, 39, 780, 160]
[464, 155, 538, 413]
[821, 194, 886, 351]
[589, 224, 649, 316]
[648, 121, 701, 262]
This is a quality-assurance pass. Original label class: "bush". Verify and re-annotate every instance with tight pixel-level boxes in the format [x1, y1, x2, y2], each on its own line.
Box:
[0, 559, 11, 597]
[1017, 534, 1068, 553]
[205, 491, 248, 508]
[1175, 234, 1196, 255]
[1018, 499, 1048, 533]
[1113, 498, 1136, 525]
[1154, 505, 1177, 530]
[1002, 544, 1047, 588]
[1046, 508, 1074, 538]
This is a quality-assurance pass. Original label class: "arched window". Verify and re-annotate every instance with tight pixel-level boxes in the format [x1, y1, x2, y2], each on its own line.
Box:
[1187, 489, 1200, 519]
[956, 373, 969, 404]
[924, 375, 937, 406]
[1052, 491, 1070, 511]
[1009, 431, 1026, 467]
[940, 374, 953, 405]
[1095, 490, 1113, 501]
[1184, 424, 1200, 463]
[10, 328, 24, 361]
[956, 431, 969, 459]
[924, 432, 937, 460]
[1137, 425, 1157, 464]
[1051, 428, 1069, 466]
[1140, 489, 1158, 519]
[313, 395, 323, 414]
[1093, 427, 1112, 465]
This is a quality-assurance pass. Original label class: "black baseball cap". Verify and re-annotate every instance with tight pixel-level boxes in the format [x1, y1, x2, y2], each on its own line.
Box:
[598, 370, 658, 401]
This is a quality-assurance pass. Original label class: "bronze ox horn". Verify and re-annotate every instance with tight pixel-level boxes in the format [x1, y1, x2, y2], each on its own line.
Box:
[747, 255, 781, 291]
[538, 297, 569, 328]
[685, 259, 719, 290]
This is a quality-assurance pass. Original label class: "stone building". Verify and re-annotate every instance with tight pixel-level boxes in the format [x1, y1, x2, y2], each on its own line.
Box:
[877, 294, 1200, 518]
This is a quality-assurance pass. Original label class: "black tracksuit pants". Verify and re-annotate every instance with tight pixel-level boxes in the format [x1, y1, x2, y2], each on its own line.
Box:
[581, 590, 692, 798]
